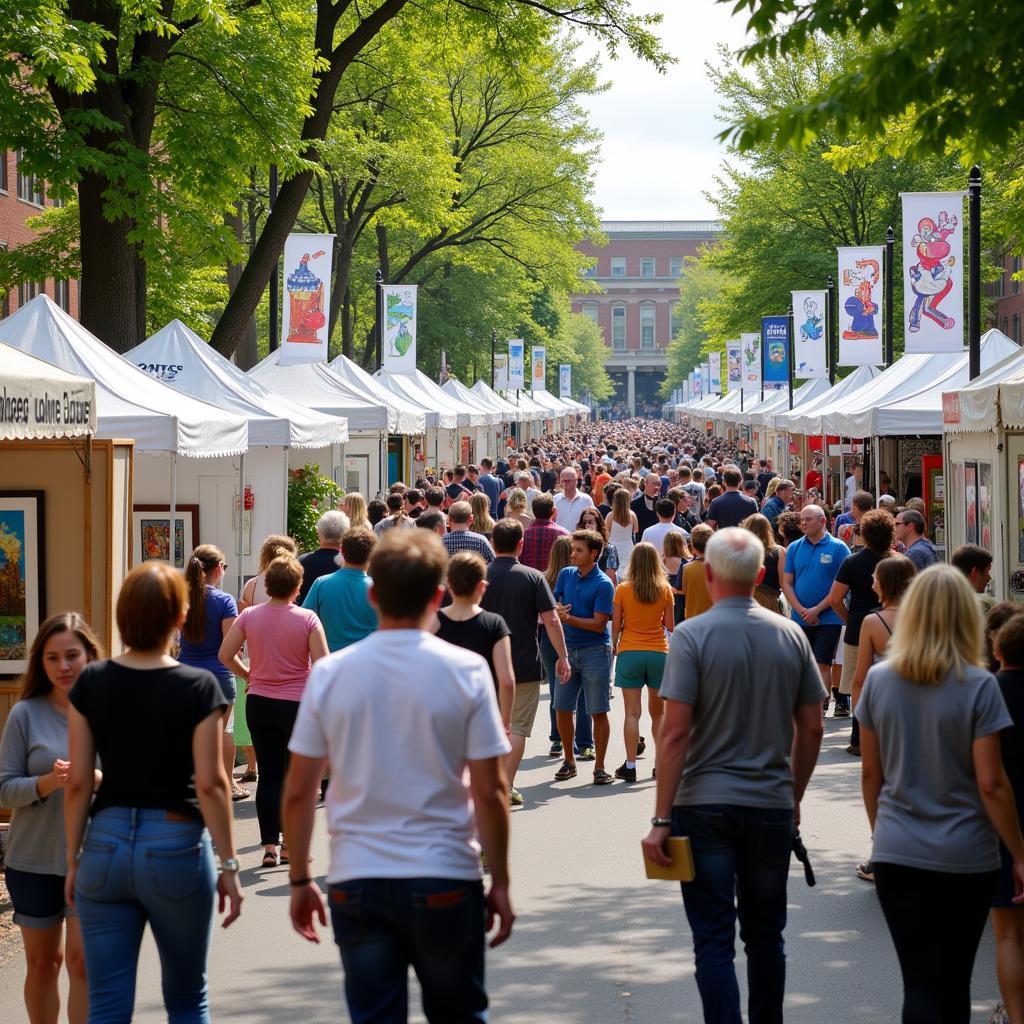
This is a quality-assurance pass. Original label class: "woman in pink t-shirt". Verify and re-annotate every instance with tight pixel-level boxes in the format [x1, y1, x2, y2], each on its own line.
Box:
[220, 554, 328, 866]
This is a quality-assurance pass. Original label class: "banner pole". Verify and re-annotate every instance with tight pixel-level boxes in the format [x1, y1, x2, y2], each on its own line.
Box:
[787, 303, 795, 411]
[885, 226, 895, 367]
[374, 268, 384, 371]
[969, 167, 982, 380]
[826, 274, 836, 386]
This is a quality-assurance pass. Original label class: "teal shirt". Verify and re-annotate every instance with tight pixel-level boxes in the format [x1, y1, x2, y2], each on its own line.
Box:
[302, 567, 378, 652]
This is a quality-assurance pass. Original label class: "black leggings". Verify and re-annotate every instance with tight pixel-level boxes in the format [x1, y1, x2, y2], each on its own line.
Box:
[874, 862, 996, 1023]
[245, 693, 301, 846]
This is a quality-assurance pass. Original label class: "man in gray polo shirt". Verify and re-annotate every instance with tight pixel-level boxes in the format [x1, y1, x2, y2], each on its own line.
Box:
[643, 528, 825, 1024]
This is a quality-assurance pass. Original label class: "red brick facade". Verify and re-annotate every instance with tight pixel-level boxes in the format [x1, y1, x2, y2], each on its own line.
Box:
[991, 252, 1024, 344]
[0, 149, 79, 320]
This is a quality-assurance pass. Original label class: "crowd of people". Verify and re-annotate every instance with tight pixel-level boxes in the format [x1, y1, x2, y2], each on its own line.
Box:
[1, 415, 1023, 1024]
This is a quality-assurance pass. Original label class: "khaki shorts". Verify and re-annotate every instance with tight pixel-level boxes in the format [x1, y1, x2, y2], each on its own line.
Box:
[839, 643, 858, 694]
[510, 681, 542, 737]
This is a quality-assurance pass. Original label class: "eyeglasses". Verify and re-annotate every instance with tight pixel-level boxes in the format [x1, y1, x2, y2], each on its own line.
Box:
[219, 562, 229, 569]
[893, 519, 906, 526]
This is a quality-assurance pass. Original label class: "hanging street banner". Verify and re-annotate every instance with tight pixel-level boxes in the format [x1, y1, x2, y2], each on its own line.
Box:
[901, 191, 965, 353]
[700, 361, 710, 397]
[726, 339, 742, 390]
[279, 233, 334, 365]
[837, 246, 884, 366]
[761, 316, 790, 391]
[379, 282, 418, 373]
[507, 340, 525, 390]
[531, 346, 546, 390]
[741, 332, 762, 394]
[709, 351, 722, 394]
[494, 353, 508, 391]
[690, 372, 698, 400]
[792, 290, 828, 378]
[559, 364, 572, 398]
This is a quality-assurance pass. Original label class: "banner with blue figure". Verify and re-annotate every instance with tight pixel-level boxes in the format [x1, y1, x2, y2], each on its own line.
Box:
[838, 245, 884, 366]
[761, 316, 790, 391]
[726, 340, 742, 390]
[507, 340, 525, 390]
[792, 290, 828, 378]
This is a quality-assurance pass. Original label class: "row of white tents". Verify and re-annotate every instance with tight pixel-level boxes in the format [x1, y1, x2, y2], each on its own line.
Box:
[0, 295, 588, 587]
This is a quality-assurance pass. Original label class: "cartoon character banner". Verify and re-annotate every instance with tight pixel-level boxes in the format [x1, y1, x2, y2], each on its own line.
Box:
[494, 353, 508, 391]
[279, 233, 335, 365]
[380, 283, 418, 373]
[559, 364, 572, 398]
[741, 333, 762, 394]
[792, 290, 828, 378]
[507, 340, 525, 390]
[709, 351, 722, 394]
[688, 372, 697, 400]
[531, 347, 546, 390]
[726, 340, 742, 388]
[837, 245, 884, 366]
[700, 361, 710, 396]
[761, 316, 790, 391]
[901, 192, 965, 353]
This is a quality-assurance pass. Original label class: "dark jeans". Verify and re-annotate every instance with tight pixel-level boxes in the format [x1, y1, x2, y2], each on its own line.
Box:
[539, 628, 591, 750]
[874, 862, 997, 1023]
[329, 877, 487, 1024]
[673, 804, 794, 1024]
[245, 693, 300, 845]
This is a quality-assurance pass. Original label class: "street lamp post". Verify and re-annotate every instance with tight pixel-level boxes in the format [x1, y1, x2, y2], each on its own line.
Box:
[826, 273, 836, 386]
[268, 164, 279, 351]
[969, 166, 982, 380]
[491, 328, 496, 388]
[374, 268, 384, 371]
[885, 226, 895, 367]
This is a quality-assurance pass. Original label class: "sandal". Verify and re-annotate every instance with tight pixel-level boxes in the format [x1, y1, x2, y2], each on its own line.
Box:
[239, 769, 257, 783]
[554, 760, 577, 781]
[231, 782, 251, 801]
[593, 769, 614, 785]
[261, 849, 279, 867]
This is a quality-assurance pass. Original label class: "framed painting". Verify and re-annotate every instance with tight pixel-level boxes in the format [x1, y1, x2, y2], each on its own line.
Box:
[978, 461, 993, 551]
[132, 505, 199, 569]
[964, 462, 978, 545]
[0, 491, 46, 676]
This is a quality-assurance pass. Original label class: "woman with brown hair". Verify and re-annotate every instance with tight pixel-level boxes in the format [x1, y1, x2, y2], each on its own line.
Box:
[220, 554, 328, 866]
[469, 492, 496, 541]
[604, 488, 637, 580]
[65, 563, 242, 1021]
[662, 531, 691, 625]
[0, 613, 101, 1024]
[741, 512, 787, 615]
[179, 544, 250, 801]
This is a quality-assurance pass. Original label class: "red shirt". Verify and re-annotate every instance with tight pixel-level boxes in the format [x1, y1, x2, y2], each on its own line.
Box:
[520, 519, 569, 572]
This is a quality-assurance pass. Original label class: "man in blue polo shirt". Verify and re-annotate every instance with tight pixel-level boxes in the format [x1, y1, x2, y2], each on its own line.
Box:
[781, 504, 850, 715]
[552, 529, 615, 786]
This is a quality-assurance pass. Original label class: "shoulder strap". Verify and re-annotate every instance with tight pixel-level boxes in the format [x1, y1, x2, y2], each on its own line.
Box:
[875, 611, 893, 635]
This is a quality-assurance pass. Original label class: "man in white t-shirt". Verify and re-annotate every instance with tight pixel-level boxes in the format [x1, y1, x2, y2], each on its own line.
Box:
[641, 497, 689, 551]
[553, 467, 594, 531]
[282, 530, 513, 1021]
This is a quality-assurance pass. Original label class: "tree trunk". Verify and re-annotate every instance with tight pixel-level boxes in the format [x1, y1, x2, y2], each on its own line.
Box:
[225, 204, 259, 369]
[78, 171, 143, 352]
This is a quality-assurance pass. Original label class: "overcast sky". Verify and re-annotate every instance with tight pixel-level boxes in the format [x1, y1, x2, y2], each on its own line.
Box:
[579, 1, 750, 221]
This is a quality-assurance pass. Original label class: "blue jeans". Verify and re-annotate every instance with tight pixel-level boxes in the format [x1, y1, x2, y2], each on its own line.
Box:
[553, 645, 612, 715]
[329, 877, 487, 1023]
[75, 807, 217, 1024]
[539, 628, 591, 750]
[673, 804, 794, 1024]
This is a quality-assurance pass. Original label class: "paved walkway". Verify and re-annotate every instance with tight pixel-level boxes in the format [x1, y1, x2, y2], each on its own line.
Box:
[1, 697, 1004, 1022]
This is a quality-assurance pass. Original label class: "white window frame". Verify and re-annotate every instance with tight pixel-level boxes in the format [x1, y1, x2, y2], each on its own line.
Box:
[612, 304, 627, 351]
[582, 302, 598, 324]
[55, 279, 71, 312]
[610, 256, 626, 278]
[640, 304, 656, 350]
[669, 256, 683, 277]
[16, 151, 44, 206]
[640, 257, 655, 278]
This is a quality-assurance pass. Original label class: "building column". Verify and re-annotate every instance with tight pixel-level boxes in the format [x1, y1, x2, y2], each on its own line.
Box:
[627, 365, 636, 416]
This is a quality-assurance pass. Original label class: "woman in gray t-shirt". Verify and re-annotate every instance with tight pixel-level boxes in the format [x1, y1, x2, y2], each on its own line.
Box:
[858, 565, 1024, 1023]
[0, 612, 101, 1024]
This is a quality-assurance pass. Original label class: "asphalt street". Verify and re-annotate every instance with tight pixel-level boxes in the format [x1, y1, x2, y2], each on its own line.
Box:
[2, 696, 1005, 1023]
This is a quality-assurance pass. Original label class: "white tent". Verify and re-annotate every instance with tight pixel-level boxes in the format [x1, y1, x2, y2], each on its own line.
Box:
[328, 353, 428, 436]
[0, 341, 96, 440]
[442, 377, 507, 464]
[944, 344, 1024, 434]
[0, 296, 246, 457]
[504, 390, 551, 442]
[830, 331, 1021, 439]
[719, 380, 832, 428]
[441, 378, 503, 426]
[471, 380, 524, 423]
[773, 365, 883, 437]
[532, 388, 574, 421]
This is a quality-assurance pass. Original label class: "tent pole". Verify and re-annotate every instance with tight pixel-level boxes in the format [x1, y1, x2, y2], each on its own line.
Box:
[169, 452, 178, 564]
[873, 437, 881, 501]
[378, 433, 384, 497]
[237, 453, 245, 599]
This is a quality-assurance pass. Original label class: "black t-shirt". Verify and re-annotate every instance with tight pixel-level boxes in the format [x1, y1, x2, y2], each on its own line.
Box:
[298, 547, 341, 604]
[998, 670, 1024, 813]
[757, 470, 777, 498]
[540, 469, 557, 494]
[706, 490, 759, 529]
[70, 660, 226, 821]
[631, 493, 660, 536]
[481, 557, 556, 684]
[436, 610, 511, 690]
[835, 548, 884, 646]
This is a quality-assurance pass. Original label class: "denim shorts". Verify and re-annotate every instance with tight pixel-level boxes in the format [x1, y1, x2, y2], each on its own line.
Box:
[800, 623, 842, 665]
[6, 866, 75, 928]
[553, 645, 612, 715]
[614, 650, 667, 689]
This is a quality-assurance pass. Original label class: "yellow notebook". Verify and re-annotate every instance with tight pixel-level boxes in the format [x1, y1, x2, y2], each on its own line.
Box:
[643, 836, 696, 882]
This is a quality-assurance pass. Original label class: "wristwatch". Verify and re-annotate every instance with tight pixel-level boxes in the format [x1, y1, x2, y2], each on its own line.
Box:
[220, 857, 241, 873]
[650, 816, 672, 827]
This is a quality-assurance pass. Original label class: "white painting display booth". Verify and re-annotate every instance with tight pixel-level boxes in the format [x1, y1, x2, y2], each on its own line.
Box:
[442, 377, 505, 463]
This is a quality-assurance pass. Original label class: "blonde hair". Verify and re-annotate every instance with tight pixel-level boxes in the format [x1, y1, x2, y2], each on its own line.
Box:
[662, 531, 691, 561]
[611, 488, 632, 527]
[887, 564, 984, 686]
[258, 534, 297, 573]
[344, 492, 369, 529]
[626, 543, 672, 605]
[506, 488, 529, 515]
[740, 513, 777, 556]
[763, 477, 780, 501]
[469, 492, 495, 535]
[545, 535, 573, 590]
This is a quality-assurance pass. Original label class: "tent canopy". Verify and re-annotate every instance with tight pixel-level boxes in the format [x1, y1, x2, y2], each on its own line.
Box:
[505, 390, 549, 420]
[328, 354, 427, 435]
[0, 340, 96, 441]
[719, 380, 832, 427]
[471, 380, 523, 422]
[944, 334, 1024, 433]
[831, 331, 1020, 438]
[373, 370, 461, 430]
[0, 296, 246, 456]
[248, 351, 392, 434]
[531, 389, 573, 416]
[771, 365, 881, 436]
[441, 378, 504, 426]
[128, 321, 348, 447]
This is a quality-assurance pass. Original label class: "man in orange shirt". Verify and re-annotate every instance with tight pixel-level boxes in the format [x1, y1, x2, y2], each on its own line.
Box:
[681, 525, 714, 619]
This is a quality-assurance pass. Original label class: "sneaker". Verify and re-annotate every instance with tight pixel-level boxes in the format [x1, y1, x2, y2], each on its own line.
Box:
[230, 782, 251, 801]
[548, 740, 563, 757]
[989, 1004, 1010, 1024]
[509, 787, 524, 807]
[637, 736, 647, 757]
[614, 762, 637, 783]
[833, 704, 851, 718]
[577, 746, 596, 762]
[856, 860, 875, 882]
[554, 760, 577, 781]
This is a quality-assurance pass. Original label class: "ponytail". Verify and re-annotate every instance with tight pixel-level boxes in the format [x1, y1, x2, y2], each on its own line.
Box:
[182, 544, 224, 642]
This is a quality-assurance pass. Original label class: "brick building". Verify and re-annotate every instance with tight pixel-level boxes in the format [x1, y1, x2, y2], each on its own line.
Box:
[0, 149, 78, 319]
[571, 220, 723, 415]
[991, 252, 1024, 343]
